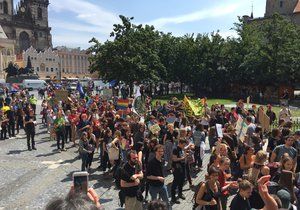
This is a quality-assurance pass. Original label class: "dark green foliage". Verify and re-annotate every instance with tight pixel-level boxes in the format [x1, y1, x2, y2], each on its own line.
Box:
[88, 14, 300, 95]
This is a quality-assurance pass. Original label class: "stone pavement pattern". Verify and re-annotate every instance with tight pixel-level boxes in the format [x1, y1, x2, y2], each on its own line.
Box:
[0, 98, 212, 210]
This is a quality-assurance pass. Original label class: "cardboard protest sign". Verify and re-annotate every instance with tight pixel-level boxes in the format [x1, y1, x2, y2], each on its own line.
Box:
[235, 116, 248, 142]
[102, 88, 113, 99]
[54, 90, 69, 102]
[150, 124, 161, 134]
[216, 124, 223, 138]
[258, 108, 270, 132]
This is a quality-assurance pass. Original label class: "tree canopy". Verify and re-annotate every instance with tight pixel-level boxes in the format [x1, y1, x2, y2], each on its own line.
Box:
[88, 14, 300, 96]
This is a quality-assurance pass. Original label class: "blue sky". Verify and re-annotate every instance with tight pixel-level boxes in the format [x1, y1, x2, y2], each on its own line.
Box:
[30, 0, 266, 49]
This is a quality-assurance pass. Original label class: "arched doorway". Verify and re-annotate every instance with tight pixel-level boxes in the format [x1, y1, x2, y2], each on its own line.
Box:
[19, 31, 30, 52]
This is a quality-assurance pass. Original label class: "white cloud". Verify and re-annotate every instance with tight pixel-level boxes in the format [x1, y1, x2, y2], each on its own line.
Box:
[148, 2, 242, 29]
[49, 0, 119, 35]
[50, 19, 103, 34]
[218, 30, 238, 39]
[53, 32, 107, 49]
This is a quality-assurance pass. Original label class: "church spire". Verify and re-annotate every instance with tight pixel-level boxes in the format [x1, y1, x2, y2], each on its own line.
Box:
[251, 1, 254, 18]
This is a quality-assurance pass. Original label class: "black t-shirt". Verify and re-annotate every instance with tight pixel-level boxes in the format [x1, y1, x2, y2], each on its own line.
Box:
[172, 146, 185, 169]
[165, 131, 177, 143]
[121, 162, 140, 197]
[147, 157, 164, 187]
[25, 115, 36, 131]
[230, 193, 251, 210]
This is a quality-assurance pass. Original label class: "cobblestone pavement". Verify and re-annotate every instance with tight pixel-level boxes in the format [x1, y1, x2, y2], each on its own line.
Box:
[0, 99, 214, 210]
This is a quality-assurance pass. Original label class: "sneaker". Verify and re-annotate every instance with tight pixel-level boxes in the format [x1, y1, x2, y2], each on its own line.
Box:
[61, 148, 67, 152]
[32, 147, 37, 150]
[28, 148, 32, 151]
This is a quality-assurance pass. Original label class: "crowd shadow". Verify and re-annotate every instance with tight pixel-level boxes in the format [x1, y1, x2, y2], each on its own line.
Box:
[99, 198, 113, 204]
[36, 150, 59, 157]
[35, 139, 51, 145]
[36, 130, 48, 135]
[7, 149, 28, 155]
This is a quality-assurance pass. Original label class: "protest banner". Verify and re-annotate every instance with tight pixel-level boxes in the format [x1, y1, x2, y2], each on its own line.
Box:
[116, 98, 129, 110]
[54, 90, 69, 102]
[246, 96, 250, 109]
[149, 124, 161, 134]
[235, 116, 248, 142]
[216, 124, 223, 138]
[102, 88, 112, 99]
[258, 108, 270, 132]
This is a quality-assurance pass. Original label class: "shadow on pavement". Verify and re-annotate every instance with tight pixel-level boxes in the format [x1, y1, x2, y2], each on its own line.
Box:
[36, 151, 59, 157]
[99, 198, 113, 204]
[7, 149, 28, 155]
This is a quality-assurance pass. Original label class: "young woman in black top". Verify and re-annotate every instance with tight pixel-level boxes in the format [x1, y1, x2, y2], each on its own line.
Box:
[24, 109, 36, 151]
[101, 128, 112, 173]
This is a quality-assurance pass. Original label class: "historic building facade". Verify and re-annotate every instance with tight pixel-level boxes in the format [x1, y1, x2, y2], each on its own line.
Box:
[54, 46, 90, 79]
[266, 0, 300, 24]
[23, 46, 59, 79]
[21, 46, 90, 79]
[0, 25, 15, 78]
[0, 0, 52, 54]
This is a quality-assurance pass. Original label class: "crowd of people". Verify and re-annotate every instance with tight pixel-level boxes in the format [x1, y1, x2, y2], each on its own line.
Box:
[1, 83, 299, 210]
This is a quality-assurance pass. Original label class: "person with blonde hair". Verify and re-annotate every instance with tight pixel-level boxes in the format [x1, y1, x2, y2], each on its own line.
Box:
[248, 150, 270, 209]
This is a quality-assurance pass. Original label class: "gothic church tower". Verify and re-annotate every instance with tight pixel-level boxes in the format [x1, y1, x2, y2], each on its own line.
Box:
[0, 0, 52, 53]
[265, 0, 299, 17]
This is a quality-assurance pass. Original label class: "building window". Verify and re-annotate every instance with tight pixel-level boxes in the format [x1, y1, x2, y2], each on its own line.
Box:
[0, 3, 3, 10]
[62, 68, 65, 73]
[46, 58, 48, 61]
[3, 1, 8, 14]
[51, 68, 53, 72]
[280, 1, 283, 8]
[39, 32, 43, 37]
[36, 67, 39, 71]
[49, 58, 52, 61]
[38, 7, 42, 20]
[55, 68, 58, 71]
[46, 67, 49, 72]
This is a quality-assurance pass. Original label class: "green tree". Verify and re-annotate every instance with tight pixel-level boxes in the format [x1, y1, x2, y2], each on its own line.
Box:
[88, 15, 165, 93]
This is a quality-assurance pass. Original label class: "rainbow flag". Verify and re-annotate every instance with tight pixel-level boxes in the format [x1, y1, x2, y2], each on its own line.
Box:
[116, 99, 129, 110]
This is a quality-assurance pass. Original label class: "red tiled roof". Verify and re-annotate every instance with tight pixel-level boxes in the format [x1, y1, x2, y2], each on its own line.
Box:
[294, 0, 300, 13]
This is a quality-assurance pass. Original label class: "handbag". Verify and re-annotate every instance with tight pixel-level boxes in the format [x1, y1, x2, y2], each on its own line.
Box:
[108, 147, 119, 161]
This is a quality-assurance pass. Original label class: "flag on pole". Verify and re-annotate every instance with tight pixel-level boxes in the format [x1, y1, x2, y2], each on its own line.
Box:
[183, 96, 204, 117]
[76, 82, 85, 98]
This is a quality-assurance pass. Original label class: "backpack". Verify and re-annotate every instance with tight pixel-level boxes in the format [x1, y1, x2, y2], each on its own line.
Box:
[114, 162, 125, 189]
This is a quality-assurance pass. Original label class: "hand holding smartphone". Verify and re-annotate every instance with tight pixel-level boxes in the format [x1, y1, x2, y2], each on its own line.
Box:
[73, 171, 89, 194]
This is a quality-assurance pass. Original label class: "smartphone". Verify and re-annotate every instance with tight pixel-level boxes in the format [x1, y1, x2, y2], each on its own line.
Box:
[73, 171, 89, 193]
